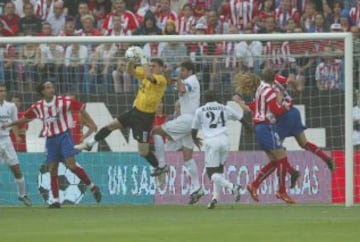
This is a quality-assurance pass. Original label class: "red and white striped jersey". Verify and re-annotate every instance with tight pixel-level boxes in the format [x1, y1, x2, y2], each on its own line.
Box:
[155, 10, 178, 31]
[177, 15, 196, 35]
[35, 0, 59, 21]
[263, 41, 285, 70]
[102, 11, 140, 32]
[273, 74, 293, 106]
[229, 0, 255, 30]
[349, 6, 360, 26]
[24, 96, 84, 137]
[253, 81, 278, 124]
[315, 60, 343, 90]
[274, 7, 300, 29]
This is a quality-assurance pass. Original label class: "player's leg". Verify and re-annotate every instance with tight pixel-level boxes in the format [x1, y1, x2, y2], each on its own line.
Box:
[48, 162, 61, 208]
[63, 130, 102, 202]
[151, 126, 170, 171]
[75, 118, 122, 151]
[295, 132, 336, 171]
[3, 140, 31, 206]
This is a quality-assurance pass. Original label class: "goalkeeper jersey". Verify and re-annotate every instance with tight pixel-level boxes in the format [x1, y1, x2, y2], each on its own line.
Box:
[133, 66, 167, 113]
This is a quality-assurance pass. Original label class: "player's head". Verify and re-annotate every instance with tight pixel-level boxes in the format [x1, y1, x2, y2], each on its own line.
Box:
[149, 58, 164, 74]
[180, 60, 195, 79]
[203, 89, 218, 103]
[234, 73, 260, 97]
[11, 95, 22, 109]
[261, 67, 276, 84]
[0, 84, 7, 102]
[36, 81, 55, 98]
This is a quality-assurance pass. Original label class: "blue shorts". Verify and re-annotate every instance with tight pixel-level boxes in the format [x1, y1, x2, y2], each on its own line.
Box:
[255, 123, 283, 152]
[276, 107, 306, 140]
[45, 130, 79, 164]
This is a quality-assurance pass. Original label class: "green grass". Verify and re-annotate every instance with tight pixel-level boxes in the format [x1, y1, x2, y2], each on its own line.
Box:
[0, 204, 359, 242]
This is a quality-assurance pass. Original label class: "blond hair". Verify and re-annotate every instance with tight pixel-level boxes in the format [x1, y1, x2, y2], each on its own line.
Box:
[234, 73, 260, 97]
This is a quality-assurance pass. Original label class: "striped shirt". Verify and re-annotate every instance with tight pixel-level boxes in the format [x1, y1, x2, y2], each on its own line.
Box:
[24, 96, 84, 137]
[253, 81, 278, 124]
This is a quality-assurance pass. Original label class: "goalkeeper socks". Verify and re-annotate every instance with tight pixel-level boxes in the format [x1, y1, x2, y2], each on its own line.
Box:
[144, 151, 159, 168]
[153, 134, 166, 168]
[276, 157, 288, 193]
[51, 175, 59, 200]
[94, 127, 112, 142]
[73, 167, 91, 186]
[304, 142, 329, 162]
[15, 177, 26, 197]
[252, 161, 277, 188]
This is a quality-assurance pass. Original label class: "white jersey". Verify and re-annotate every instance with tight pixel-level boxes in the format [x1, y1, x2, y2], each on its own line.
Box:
[0, 101, 17, 137]
[179, 74, 200, 115]
[192, 101, 243, 139]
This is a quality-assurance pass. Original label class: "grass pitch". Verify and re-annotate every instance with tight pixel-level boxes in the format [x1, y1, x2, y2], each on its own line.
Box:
[0, 204, 359, 242]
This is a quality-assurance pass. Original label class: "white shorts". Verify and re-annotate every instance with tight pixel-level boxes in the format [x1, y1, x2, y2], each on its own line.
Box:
[0, 136, 20, 166]
[203, 134, 229, 168]
[162, 114, 194, 149]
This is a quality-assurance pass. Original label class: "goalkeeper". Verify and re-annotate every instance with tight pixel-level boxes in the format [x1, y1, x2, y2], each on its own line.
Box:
[75, 47, 167, 175]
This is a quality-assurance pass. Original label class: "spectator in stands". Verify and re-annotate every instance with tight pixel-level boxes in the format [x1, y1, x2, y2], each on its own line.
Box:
[0, 30, 16, 89]
[307, 12, 329, 33]
[18, 2, 42, 35]
[80, 14, 102, 36]
[46, 0, 66, 35]
[315, 45, 344, 90]
[154, 0, 178, 31]
[340, 9, 352, 32]
[258, 15, 279, 33]
[102, 0, 139, 33]
[10, 95, 27, 152]
[12, 0, 37, 18]
[59, 16, 77, 36]
[275, 0, 300, 32]
[160, 20, 188, 77]
[35, 0, 55, 21]
[89, 42, 118, 93]
[134, 10, 162, 50]
[88, 0, 112, 28]
[1, 1, 20, 35]
[205, 9, 230, 34]
[17, 42, 40, 91]
[299, 1, 317, 32]
[112, 56, 132, 93]
[74, 1, 96, 32]
[235, 26, 263, 75]
[326, 1, 344, 26]
[38, 42, 64, 88]
[62, 0, 82, 18]
[190, 0, 208, 20]
[104, 14, 131, 36]
[177, 3, 196, 35]
[349, 0, 360, 26]
[37, 21, 52, 36]
[64, 43, 88, 93]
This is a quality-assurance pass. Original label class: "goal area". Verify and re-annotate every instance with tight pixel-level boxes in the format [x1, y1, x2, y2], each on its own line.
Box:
[0, 33, 356, 207]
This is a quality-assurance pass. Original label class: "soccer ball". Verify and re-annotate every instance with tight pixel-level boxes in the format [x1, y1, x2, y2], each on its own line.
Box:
[37, 163, 86, 205]
[124, 46, 142, 62]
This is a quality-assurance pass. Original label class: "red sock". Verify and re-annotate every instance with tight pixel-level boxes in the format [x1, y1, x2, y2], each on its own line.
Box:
[304, 142, 329, 162]
[51, 175, 59, 200]
[73, 166, 91, 186]
[277, 157, 288, 193]
[285, 160, 296, 175]
[252, 161, 277, 188]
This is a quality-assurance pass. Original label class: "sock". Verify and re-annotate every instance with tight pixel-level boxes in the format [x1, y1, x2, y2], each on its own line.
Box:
[211, 173, 233, 190]
[153, 135, 166, 168]
[94, 127, 112, 142]
[51, 175, 59, 201]
[276, 157, 288, 193]
[304, 141, 329, 162]
[72, 166, 91, 186]
[184, 159, 201, 193]
[212, 182, 221, 201]
[144, 151, 159, 168]
[15, 177, 26, 197]
[252, 161, 277, 188]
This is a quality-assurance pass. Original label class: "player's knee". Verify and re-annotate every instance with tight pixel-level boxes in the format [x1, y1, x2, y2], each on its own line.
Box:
[206, 165, 224, 179]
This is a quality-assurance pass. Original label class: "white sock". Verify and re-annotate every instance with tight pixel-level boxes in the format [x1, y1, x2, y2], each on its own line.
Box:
[184, 159, 200, 193]
[15, 177, 26, 197]
[153, 135, 166, 168]
[211, 173, 233, 190]
[212, 182, 221, 201]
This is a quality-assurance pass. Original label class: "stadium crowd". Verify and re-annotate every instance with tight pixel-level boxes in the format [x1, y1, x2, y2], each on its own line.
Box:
[0, 0, 359, 94]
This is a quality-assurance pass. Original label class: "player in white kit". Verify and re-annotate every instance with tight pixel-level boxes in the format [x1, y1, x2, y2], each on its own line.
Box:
[192, 90, 242, 209]
[151, 61, 204, 204]
[0, 84, 31, 206]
